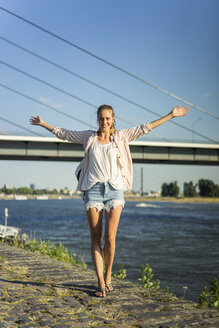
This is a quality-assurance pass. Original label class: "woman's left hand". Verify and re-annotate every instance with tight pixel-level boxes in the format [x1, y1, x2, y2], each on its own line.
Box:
[171, 105, 189, 117]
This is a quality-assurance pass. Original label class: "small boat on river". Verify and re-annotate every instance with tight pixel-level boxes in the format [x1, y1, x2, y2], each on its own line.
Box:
[136, 203, 160, 208]
[136, 202, 148, 207]
[0, 224, 21, 239]
[0, 208, 27, 240]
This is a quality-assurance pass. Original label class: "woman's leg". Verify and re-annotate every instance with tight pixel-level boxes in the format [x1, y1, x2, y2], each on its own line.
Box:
[86, 207, 106, 296]
[104, 205, 123, 290]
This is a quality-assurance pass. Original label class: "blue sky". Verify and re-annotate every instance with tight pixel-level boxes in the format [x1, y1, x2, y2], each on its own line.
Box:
[0, 0, 218, 192]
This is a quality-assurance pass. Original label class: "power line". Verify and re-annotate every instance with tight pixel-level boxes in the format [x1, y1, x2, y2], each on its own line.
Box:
[0, 6, 218, 121]
[0, 83, 96, 130]
[0, 60, 217, 143]
[0, 115, 44, 136]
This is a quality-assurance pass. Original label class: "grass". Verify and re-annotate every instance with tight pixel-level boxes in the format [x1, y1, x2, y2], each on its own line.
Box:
[3, 265, 29, 276]
[0, 237, 87, 268]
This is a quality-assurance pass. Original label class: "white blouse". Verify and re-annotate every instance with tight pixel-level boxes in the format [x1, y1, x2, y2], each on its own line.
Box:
[81, 138, 125, 191]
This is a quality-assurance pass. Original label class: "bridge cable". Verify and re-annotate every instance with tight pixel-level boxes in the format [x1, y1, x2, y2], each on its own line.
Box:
[0, 82, 168, 142]
[0, 59, 169, 141]
[0, 35, 172, 141]
[0, 6, 218, 121]
[0, 83, 96, 129]
[0, 60, 217, 143]
[0, 115, 44, 136]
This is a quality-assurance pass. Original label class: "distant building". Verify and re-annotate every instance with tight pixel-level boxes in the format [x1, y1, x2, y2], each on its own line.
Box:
[146, 190, 161, 197]
[183, 182, 190, 195]
[63, 187, 69, 195]
[30, 184, 36, 190]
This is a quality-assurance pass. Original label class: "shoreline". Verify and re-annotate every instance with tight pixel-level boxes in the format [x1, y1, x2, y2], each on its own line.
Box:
[1, 194, 219, 203]
[124, 196, 219, 203]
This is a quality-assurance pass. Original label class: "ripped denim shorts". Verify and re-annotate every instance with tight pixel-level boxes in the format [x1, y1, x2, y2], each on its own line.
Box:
[84, 182, 125, 212]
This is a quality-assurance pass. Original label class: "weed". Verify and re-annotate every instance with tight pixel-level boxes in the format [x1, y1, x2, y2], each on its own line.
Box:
[138, 263, 160, 290]
[199, 278, 219, 310]
[2, 289, 9, 296]
[1, 238, 86, 268]
[182, 286, 188, 299]
[32, 276, 51, 284]
[113, 265, 127, 280]
[3, 265, 29, 276]
[55, 287, 72, 296]
[161, 286, 173, 297]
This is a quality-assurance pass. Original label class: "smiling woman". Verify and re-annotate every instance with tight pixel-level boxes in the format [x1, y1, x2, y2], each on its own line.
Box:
[97, 105, 115, 140]
[29, 103, 188, 297]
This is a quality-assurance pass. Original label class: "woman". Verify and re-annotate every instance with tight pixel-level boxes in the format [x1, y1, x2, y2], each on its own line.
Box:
[30, 104, 189, 297]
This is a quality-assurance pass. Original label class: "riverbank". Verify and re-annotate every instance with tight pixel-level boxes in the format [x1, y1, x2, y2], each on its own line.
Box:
[0, 194, 82, 200]
[1, 194, 219, 203]
[0, 243, 219, 328]
[125, 196, 219, 203]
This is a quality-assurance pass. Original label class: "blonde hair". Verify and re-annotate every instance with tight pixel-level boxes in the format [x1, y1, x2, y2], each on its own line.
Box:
[97, 104, 115, 135]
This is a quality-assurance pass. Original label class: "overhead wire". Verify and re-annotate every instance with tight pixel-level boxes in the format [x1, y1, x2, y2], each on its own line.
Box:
[0, 6, 218, 121]
[0, 59, 217, 143]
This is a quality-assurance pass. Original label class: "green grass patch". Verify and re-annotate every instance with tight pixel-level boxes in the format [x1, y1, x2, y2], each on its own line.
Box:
[1, 238, 86, 268]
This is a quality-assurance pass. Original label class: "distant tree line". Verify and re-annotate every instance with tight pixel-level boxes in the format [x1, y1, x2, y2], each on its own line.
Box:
[161, 181, 179, 197]
[0, 186, 68, 195]
[161, 179, 219, 197]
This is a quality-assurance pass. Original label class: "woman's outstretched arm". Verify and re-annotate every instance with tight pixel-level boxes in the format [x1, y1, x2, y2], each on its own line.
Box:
[121, 105, 189, 142]
[149, 105, 189, 129]
[29, 115, 55, 132]
[29, 115, 92, 143]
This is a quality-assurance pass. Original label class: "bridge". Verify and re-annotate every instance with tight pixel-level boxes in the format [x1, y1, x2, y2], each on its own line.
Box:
[0, 135, 218, 165]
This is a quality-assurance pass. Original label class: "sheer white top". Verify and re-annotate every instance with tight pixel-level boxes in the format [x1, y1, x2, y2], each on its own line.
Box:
[81, 138, 125, 191]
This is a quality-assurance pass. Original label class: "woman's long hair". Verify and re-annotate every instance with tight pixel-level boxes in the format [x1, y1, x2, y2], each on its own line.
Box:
[97, 104, 115, 136]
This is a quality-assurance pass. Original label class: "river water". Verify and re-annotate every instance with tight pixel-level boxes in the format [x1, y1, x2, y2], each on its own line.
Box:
[0, 198, 218, 302]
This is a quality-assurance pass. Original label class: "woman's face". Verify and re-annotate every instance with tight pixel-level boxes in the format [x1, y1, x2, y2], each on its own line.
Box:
[98, 109, 114, 133]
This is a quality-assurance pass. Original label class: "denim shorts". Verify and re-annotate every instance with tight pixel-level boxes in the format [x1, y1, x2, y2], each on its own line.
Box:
[84, 182, 125, 212]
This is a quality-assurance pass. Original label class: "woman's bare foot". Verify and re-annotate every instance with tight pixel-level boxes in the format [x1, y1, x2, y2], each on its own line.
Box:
[95, 287, 106, 297]
[105, 282, 114, 292]
[95, 280, 106, 297]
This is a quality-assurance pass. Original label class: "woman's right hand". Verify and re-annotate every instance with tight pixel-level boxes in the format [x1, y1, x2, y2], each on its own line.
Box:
[29, 115, 44, 126]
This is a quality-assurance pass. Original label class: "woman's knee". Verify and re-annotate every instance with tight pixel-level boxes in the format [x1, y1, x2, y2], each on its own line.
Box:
[105, 234, 116, 246]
